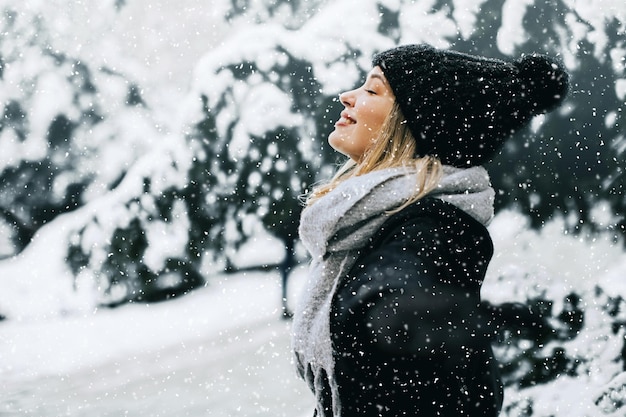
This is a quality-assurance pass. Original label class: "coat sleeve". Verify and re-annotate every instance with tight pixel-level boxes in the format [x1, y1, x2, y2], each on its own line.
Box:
[331, 206, 491, 359]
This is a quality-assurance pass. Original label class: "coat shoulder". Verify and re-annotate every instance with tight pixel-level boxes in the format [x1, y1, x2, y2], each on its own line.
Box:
[368, 196, 494, 264]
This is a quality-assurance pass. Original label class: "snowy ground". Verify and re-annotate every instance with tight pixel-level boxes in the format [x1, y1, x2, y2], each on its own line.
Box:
[0, 268, 314, 417]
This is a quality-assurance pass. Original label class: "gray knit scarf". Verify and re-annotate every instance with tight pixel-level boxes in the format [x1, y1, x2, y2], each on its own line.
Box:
[292, 165, 495, 417]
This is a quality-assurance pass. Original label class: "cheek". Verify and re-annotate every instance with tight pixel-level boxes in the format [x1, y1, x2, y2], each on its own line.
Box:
[359, 115, 387, 138]
[362, 103, 392, 132]
[372, 115, 387, 131]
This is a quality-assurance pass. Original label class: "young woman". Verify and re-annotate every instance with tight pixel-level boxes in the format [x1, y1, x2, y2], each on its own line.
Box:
[292, 44, 569, 416]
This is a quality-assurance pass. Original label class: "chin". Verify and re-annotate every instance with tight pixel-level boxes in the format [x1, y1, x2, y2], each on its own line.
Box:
[327, 132, 343, 152]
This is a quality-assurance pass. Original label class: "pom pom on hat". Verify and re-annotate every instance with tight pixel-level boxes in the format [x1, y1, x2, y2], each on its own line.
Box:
[514, 53, 569, 113]
[373, 44, 569, 167]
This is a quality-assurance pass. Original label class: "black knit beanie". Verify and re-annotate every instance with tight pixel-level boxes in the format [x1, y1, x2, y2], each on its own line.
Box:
[372, 44, 569, 167]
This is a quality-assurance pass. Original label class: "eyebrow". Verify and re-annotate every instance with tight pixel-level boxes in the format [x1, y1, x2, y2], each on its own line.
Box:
[368, 73, 388, 85]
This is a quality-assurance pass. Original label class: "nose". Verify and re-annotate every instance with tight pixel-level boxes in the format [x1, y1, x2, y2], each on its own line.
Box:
[339, 90, 355, 107]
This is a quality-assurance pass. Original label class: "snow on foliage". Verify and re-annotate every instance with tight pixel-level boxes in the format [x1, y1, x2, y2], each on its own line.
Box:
[0, 2, 164, 259]
[485, 210, 626, 415]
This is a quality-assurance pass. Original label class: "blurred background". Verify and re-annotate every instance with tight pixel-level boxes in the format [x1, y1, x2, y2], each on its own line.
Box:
[1, 0, 625, 416]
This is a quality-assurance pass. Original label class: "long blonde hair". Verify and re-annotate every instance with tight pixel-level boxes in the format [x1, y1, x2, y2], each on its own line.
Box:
[306, 102, 443, 212]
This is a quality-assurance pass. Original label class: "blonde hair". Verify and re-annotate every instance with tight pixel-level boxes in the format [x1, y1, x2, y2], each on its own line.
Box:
[306, 102, 443, 212]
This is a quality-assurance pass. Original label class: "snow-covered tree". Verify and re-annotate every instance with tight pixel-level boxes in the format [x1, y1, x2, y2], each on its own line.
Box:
[483, 212, 626, 416]
[0, 3, 161, 257]
[64, 0, 399, 305]
[223, 0, 326, 29]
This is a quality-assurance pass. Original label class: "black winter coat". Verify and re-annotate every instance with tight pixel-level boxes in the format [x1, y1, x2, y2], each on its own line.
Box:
[312, 197, 503, 416]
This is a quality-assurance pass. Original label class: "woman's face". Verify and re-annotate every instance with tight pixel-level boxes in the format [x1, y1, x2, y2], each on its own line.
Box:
[328, 66, 395, 162]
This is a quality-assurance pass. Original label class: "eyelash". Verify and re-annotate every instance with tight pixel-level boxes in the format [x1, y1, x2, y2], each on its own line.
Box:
[365, 89, 377, 95]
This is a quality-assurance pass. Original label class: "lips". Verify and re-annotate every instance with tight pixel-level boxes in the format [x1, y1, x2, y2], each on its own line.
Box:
[336, 112, 356, 126]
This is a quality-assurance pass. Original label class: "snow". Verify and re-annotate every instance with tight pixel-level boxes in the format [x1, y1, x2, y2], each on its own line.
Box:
[46, 0, 232, 119]
[616, 78, 626, 100]
[0, 133, 191, 320]
[483, 211, 626, 416]
[398, 0, 458, 46]
[0, 268, 313, 417]
[232, 230, 287, 269]
[0, 268, 302, 380]
[142, 200, 191, 272]
[486, 210, 625, 299]
[452, 0, 488, 39]
[498, 0, 535, 55]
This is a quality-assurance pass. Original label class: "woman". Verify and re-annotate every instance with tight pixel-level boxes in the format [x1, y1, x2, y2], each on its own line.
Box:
[292, 44, 569, 416]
